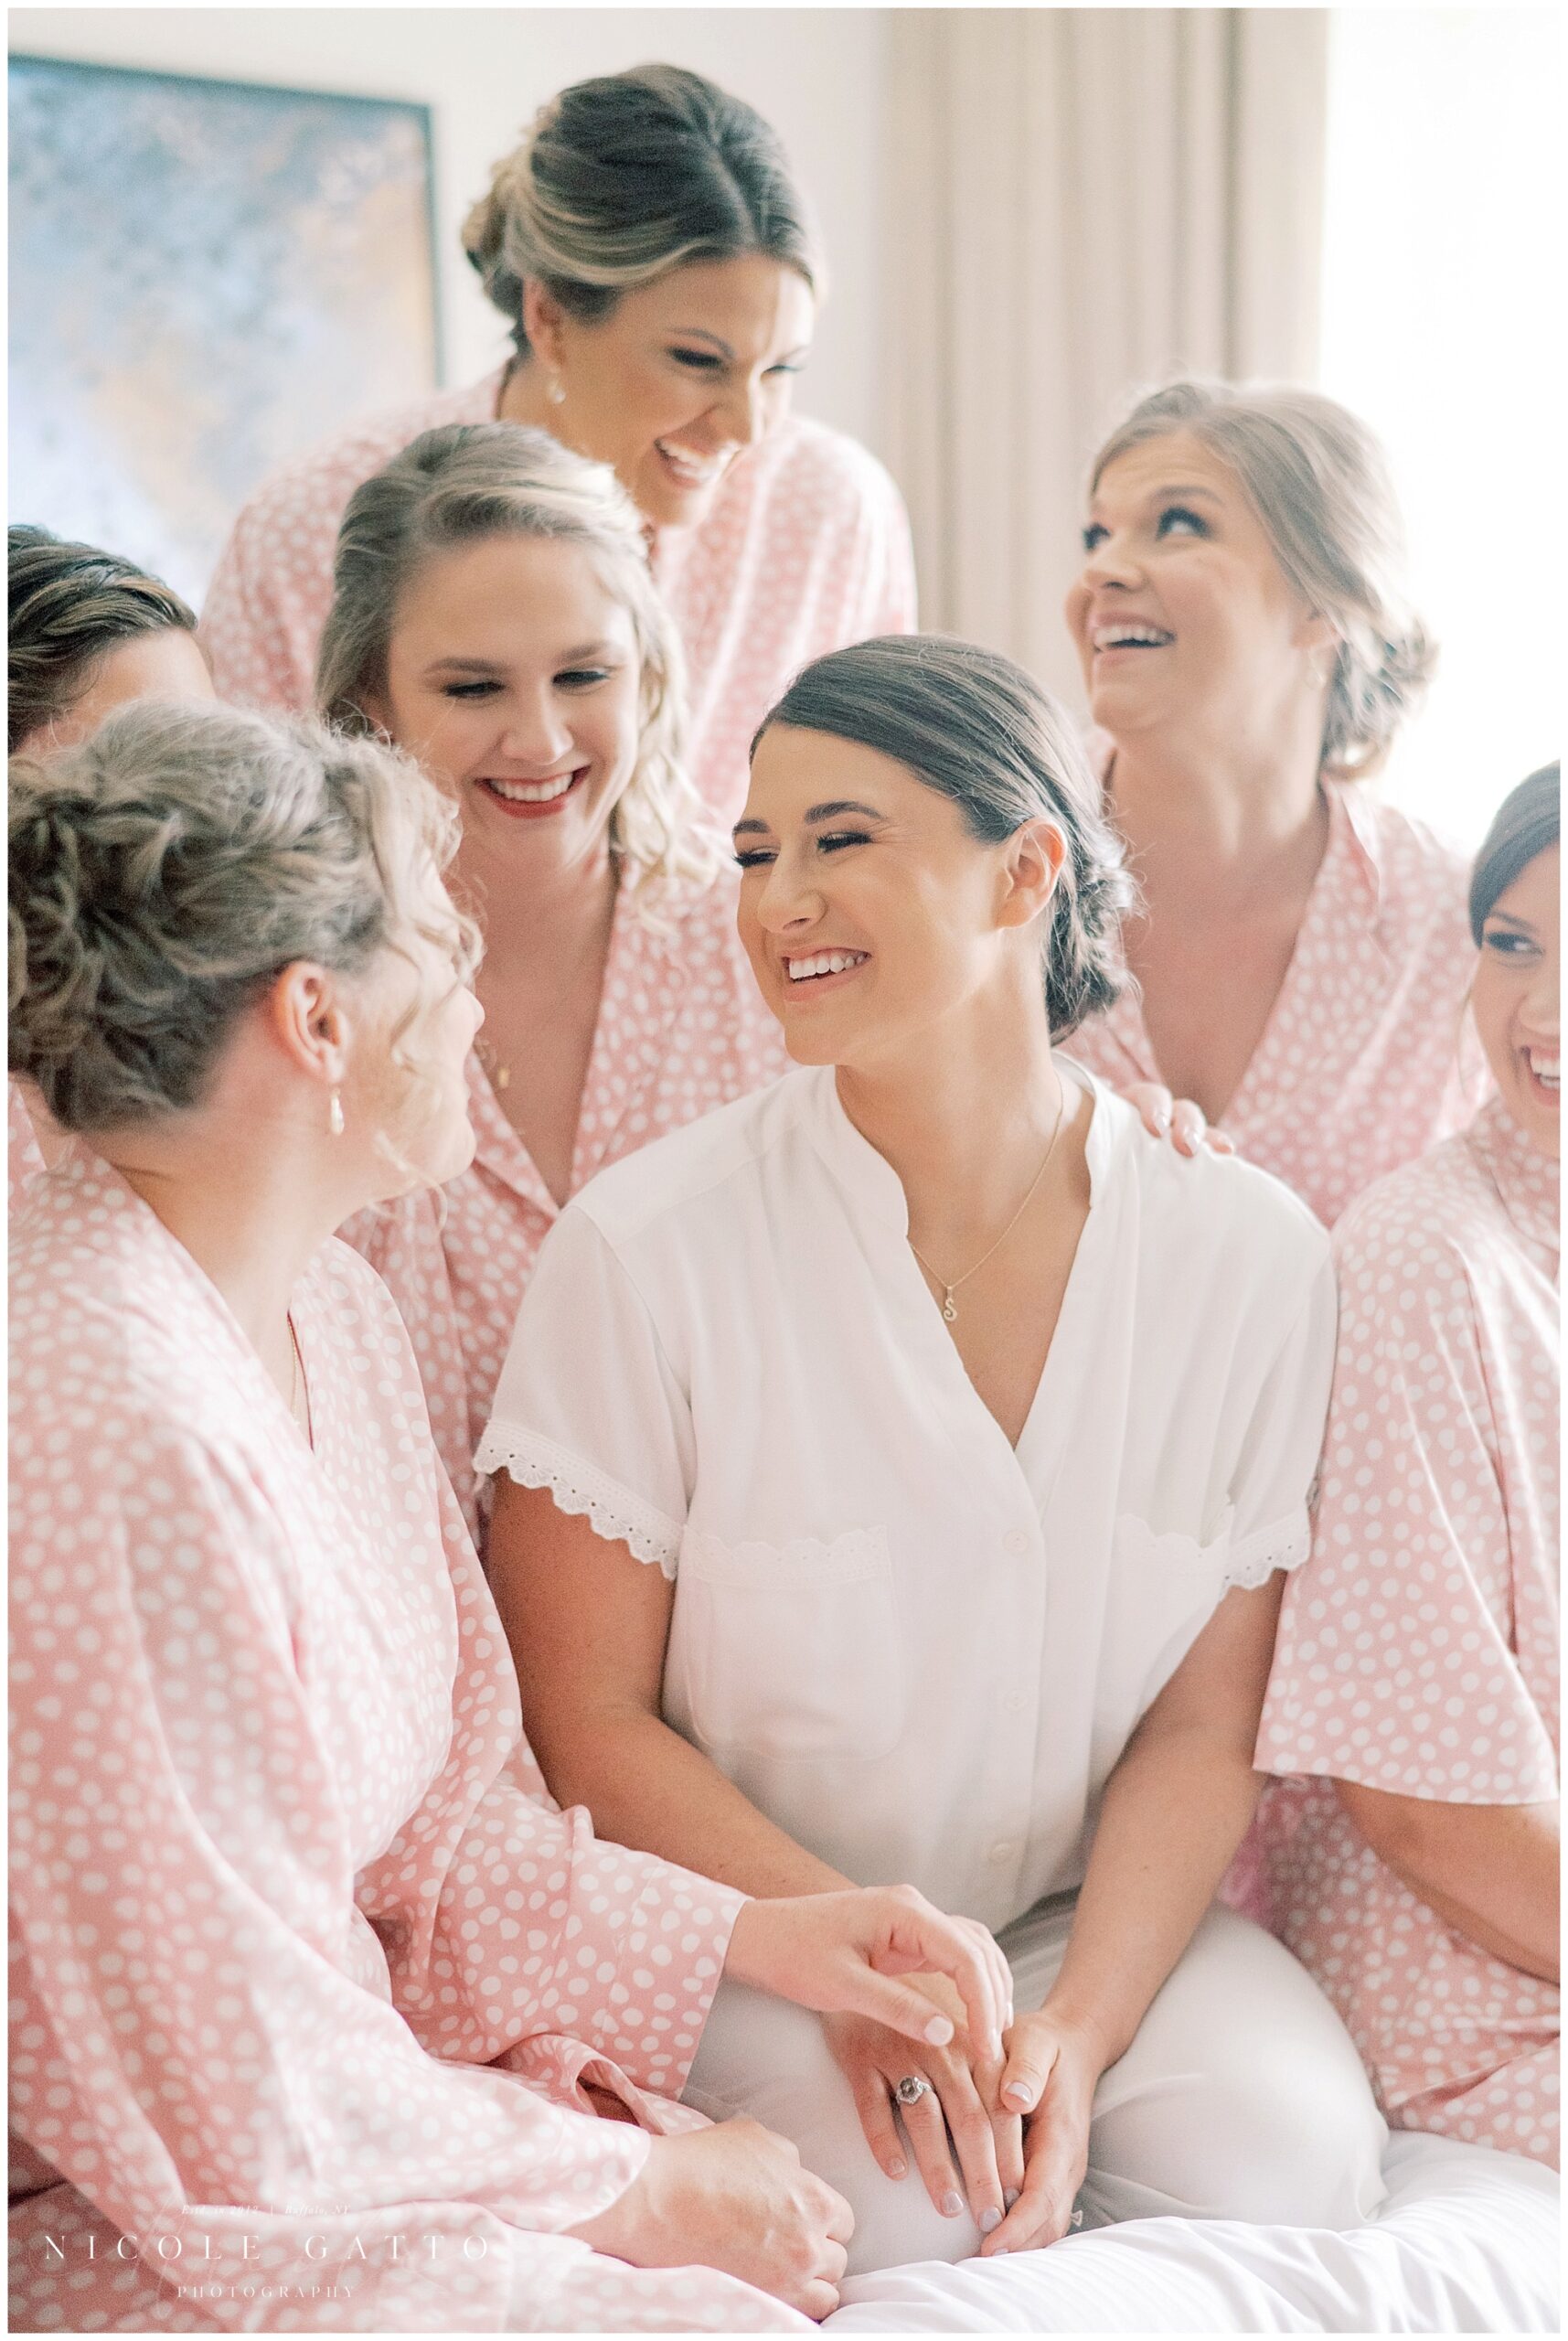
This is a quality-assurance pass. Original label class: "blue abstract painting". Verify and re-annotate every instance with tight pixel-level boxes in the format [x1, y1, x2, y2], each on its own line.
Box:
[8, 55, 438, 606]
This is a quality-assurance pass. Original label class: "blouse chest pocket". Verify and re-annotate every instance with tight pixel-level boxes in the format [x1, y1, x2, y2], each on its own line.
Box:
[1100, 1510, 1237, 1727]
[670, 1525, 906, 1764]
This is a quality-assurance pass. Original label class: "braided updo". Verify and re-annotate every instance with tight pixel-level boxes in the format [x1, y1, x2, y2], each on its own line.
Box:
[462, 64, 820, 357]
[752, 636, 1133, 1040]
[9, 700, 471, 1135]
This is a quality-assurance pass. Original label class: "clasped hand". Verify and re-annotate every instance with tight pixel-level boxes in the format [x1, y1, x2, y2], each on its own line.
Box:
[827, 1989, 1103, 2256]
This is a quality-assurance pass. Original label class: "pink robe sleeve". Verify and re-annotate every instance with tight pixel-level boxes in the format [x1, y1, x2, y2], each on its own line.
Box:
[360, 1461, 748, 2111]
[8, 1413, 781, 2333]
[1257, 1213, 1558, 1805]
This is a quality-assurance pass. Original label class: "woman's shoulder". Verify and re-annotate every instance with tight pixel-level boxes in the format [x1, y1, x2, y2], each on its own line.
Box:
[1330, 1122, 1498, 1292]
[726, 412, 909, 531]
[1334, 785, 1473, 936]
[1099, 1083, 1330, 1282]
[564, 1064, 819, 1251]
[10, 1183, 257, 1496]
[225, 375, 505, 539]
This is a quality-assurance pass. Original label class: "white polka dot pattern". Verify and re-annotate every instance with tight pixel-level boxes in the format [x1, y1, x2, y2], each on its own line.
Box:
[197, 373, 917, 822]
[1068, 783, 1488, 1230]
[8, 1147, 793, 2332]
[1253, 1097, 1560, 2166]
[339, 875, 788, 1543]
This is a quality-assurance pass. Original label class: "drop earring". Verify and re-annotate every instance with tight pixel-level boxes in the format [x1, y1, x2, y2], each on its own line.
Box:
[328, 1089, 345, 1138]
[548, 371, 567, 408]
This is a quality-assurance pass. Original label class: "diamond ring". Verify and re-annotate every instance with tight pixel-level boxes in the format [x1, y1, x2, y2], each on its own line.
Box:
[894, 2074, 933, 2107]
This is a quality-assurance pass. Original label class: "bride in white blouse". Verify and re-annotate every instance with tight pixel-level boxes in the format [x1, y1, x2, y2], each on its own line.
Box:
[480, 635, 1389, 2273]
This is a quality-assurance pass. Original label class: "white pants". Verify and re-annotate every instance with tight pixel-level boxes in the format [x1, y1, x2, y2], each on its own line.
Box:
[686, 1899, 1389, 2278]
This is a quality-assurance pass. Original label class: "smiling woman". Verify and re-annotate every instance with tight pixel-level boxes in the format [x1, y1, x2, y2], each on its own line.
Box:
[203, 63, 916, 815]
[479, 632, 1391, 2279]
[318, 421, 788, 1536]
[1254, 763, 1561, 2170]
[1061, 379, 1481, 1232]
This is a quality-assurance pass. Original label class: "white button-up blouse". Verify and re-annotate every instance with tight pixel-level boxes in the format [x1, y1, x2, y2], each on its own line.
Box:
[480, 1066, 1337, 1935]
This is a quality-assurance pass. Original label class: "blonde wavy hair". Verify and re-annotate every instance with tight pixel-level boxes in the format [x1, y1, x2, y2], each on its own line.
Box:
[8, 700, 477, 1160]
[1090, 380, 1435, 782]
[316, 422, 725, 917]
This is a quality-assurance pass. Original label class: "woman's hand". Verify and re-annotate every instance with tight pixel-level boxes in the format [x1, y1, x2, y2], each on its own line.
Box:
[726, 1884, 1013, 2060]
[566, 2115, 852, 2320]
[1119, 1081, 1236, 1158]
[979, 2009, 1104, 2255]
[821, 1980, 1025, 2236]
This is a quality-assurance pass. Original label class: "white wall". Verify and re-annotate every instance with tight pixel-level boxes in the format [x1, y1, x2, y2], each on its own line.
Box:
[1320, 7, 1561, 847]
[8, 7, 891, 454]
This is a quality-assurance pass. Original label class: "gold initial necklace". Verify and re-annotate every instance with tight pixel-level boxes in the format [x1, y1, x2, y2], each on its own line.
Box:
[908, 1085, 1069, 1324]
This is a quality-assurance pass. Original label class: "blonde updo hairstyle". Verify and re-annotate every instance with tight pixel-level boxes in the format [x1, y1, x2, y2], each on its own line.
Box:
[1091, 380, 1435, 780]
[317, 422, 723, 914]
[462, 63, 821, 358]
[9, 700, 476, 1152]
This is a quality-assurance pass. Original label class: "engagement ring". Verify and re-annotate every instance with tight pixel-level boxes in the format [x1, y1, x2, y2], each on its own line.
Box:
[894, 2074, 933, 2107]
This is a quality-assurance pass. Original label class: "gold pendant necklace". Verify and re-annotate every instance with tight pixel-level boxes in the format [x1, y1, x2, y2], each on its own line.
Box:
[908, 1085, 1069, 1325]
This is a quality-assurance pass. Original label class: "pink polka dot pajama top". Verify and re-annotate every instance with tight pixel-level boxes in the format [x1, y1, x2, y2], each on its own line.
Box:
[198, 372, 918, 821]
[1254, 1097, 1559, 2165]
[7, 1147, 806, 2333]
[1066, 781, 1486, 1231]
[339, 876, 788, 1544]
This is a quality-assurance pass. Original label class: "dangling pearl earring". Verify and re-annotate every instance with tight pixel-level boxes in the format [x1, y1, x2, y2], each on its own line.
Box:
[328, 1089, 345, 1138]
[548, 371, 567, 408]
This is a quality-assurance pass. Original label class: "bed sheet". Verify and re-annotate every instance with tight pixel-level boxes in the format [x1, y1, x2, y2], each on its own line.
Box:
[825, 2133, 1559, 2334]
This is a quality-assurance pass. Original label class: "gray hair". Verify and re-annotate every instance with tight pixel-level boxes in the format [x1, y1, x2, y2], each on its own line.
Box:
[1091, 379, 1435, 780]
[1470, 763, 1560, 945]
[316, 422, 724, 914]
[752, 636, 1133, 1039]
[9, 700, 475, 1137]
[463, 63, 821, 357]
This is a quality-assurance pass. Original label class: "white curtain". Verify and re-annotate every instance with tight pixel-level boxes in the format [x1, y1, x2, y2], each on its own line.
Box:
[886, 7, 1329, 710]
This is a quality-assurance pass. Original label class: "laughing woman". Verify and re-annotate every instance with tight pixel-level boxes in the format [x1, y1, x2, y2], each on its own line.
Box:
[1254, 764, 1560, 2168]
[319, 421, 787, 1537]
[203, 64, 914, 816]
[8, 700, 1016, 2332]
[478, 636, 1388, 2276]
[1061, 380, 1479, 1230]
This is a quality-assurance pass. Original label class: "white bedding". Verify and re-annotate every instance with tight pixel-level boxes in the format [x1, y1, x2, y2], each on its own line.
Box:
[826, 2133, 1559, 2334]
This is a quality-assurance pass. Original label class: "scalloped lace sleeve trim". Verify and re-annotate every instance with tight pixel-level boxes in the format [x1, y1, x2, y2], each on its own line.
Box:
[1222, 1509, 1310, 1593]
[475, 1425, 683, 1579]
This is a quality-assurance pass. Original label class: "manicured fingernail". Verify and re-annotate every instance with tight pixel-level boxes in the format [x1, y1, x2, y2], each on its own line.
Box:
[924, 2015, 954, 2045]
[886, 2158, 906, 2179]
[979, 2207, 1002, 2234]
[1155, 1111, 1171, 1135]
[1004, 2188, 1020, 2208]
[941, 2190, 964, 2218]
[990, 2246, 1010, 2257]
[1003, 2081, 1032, 2108]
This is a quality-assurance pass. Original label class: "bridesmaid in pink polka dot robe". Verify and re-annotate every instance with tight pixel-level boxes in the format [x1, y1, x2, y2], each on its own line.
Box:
[1061, 380, 1485, 1234]
[8, 703, 1012, 2332]
[319, 423, 790, 1541]
[200, 67, 916, 823]
[1256, 766, 1560, 2166]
